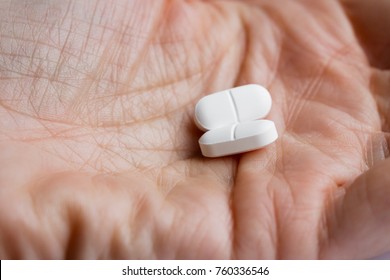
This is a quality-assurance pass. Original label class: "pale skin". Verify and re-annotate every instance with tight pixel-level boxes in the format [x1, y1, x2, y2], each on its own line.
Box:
[0, 0, 389, 259]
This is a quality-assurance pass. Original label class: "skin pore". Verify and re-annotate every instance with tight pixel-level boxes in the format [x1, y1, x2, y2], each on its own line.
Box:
[0, 0, 390, 259]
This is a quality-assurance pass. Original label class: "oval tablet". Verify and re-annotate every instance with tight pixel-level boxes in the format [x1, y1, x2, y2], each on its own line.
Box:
[194, 84, 272, 131]
[199, 120, 278, 157]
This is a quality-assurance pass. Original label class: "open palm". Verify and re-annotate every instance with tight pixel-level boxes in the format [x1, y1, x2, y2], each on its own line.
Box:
[1, 0, 389, 259]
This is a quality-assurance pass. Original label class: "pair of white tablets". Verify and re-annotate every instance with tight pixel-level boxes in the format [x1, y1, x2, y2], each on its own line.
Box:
[194, 84, 278, 157]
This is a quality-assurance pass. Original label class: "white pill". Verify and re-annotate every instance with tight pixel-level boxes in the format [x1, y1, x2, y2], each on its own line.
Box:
[199, 120, 278, 157]
[194, 84, 272, 131]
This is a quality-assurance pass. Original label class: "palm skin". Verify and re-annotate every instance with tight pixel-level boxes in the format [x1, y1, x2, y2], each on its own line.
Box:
[0, 0, 390, 259]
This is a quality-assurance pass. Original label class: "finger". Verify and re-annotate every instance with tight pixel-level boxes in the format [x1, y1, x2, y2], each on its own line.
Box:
[341, 0, 390, 69]
[321, 157, 390, 259]
[0, 165, 234, 259]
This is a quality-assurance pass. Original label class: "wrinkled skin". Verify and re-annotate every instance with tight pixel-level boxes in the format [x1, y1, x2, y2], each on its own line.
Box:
[0, 0, 390, 259]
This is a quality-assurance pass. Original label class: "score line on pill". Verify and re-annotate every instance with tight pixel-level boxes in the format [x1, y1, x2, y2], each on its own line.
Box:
[194, 84, 278, 157]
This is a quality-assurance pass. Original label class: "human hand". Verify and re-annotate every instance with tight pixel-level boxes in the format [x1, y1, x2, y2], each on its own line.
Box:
[0, 0, 389, 259]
